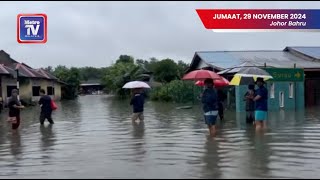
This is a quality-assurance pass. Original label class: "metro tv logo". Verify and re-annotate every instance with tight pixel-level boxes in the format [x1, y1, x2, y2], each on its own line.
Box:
[17, 14, 47, 43]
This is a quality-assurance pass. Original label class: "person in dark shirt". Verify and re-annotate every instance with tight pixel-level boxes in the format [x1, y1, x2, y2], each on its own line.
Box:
[130, 88, 145, 122]
[217, 88, 227, 121]
[39, 89, 54, 125]
[201, 78, 218, 137]
[252, 78, 268, 131]
[8, 89, 25, 130]
[244, 84, 256, 124]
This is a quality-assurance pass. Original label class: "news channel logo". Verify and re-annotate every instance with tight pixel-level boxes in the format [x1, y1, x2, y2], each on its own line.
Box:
[17, 14, 47, 43]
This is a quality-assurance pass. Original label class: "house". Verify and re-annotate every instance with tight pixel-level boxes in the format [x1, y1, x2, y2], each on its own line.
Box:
[80, 79, 104, 95]
[188, 47, 320, 112]
[0, 50, 65, 105]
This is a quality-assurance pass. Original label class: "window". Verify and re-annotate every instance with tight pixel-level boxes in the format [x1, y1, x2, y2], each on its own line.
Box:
[289, 83, 294, 98]
[47, 86, 54, 95]
[7, 86, 17, 97]
[270, 83, 275, 98]
[279, 91, 284, 108]
[32, 86, 41, 96]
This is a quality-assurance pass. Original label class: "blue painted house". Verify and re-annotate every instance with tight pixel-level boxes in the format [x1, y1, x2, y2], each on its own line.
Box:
[188, 47, 320, 112]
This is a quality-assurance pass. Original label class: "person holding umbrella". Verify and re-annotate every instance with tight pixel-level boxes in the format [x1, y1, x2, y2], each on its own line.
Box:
[201, 78, 219, 137]
[130, 88, 145, 122]
[123, 81, 150, 122]
[252, 77, 268, 130]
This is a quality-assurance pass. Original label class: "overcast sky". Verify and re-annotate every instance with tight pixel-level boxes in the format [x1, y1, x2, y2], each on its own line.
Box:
[0, 1, 320, 68]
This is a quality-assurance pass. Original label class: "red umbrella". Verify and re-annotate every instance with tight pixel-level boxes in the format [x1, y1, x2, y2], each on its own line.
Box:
[195, 77, 230, 87]
[182, 69, 222, 80]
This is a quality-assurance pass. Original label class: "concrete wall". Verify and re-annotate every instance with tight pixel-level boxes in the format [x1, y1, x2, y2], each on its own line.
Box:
[0, 76, 62, 103]
[54, 82, 62, 101]
[31, 79, 62, 102]
[1, 76, 17, 103]
[20, 79, 32, 102]
[235, 81, 305, 112]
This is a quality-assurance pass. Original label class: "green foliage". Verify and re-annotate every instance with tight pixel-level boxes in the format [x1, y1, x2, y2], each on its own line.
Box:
[102, 61, 143, 97]
[52, 65, 81, 99]
[150, 80, 202, 103]
[116, 55, 134, 64]
[153, 59, 180, 83]
[44, 66, 53, 74]
[177, 60, 189, 78]
[44, 54, 191, 99]
[78, 67, 105, 81]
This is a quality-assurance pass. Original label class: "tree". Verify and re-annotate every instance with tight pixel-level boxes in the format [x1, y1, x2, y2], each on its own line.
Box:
[52, 65, 81, 99]
[153, 59, 179, 83]
[177, 60, 189, 78]
[116, 55, 134, 64]
[144, 57, 158, 73]
[44, 66, 53, 74]
[102, 60, 144, 97]
[78, 67, 104, 81]
[136, 59, 146, 65]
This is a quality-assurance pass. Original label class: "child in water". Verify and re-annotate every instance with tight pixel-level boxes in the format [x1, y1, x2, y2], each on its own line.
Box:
[244, 84, 255, 124]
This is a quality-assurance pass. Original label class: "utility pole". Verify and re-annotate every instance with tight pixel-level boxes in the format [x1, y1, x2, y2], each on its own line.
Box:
[16, 68, 20, 102]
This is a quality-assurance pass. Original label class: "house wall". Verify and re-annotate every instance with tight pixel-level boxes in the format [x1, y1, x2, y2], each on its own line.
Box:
[0, 76, 62, 104]
[20, 79, 32, 102]
[235, 81, 304, 112]
[31, 79, 62, 102]
[54, 82, 62, 101]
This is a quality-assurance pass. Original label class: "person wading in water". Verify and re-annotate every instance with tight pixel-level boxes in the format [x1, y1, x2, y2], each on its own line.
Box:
[39, 89, 54, 125]
[252, 78, 268, 131]
[8, 89, 25, 131]
[201, 78, 219, 137]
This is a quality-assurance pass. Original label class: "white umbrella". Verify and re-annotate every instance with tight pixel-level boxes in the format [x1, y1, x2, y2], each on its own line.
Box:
[122, 81, 151, 89]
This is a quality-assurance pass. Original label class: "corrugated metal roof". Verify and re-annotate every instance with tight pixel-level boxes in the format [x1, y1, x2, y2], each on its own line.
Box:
[195, 51, 320, 69]
[1, 64, 29, 77]
[36, 69, 58, 80]
[287, 47, 320, 60]
[196, 52, 240, 69]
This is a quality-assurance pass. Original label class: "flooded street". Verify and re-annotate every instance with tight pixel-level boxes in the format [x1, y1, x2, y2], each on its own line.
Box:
[1, 95, 320, 178]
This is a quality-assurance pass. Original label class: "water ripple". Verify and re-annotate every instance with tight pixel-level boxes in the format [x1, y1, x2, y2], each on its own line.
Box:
[0, 95, 319, 178]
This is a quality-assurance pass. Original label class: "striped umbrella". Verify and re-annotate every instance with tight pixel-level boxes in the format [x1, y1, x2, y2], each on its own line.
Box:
[230, 67, 273, 86]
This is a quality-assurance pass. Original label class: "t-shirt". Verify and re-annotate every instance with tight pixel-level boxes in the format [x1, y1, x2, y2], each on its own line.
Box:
[8, 99, 20, 117]
[130, 94, 144, 113]
[201, 88, 218, 113]
[39, 95, 52, 113]
[255, 86, 268, 111]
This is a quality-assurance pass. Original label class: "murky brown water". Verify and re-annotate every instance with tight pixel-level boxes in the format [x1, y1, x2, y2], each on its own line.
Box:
[0, 95, 320, 178]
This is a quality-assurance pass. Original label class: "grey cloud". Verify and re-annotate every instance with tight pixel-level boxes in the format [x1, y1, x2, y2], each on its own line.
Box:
[0, 1, 319, 68]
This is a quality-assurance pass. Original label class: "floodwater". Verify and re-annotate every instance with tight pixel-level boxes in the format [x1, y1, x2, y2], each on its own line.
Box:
[0, 95, 320, 179]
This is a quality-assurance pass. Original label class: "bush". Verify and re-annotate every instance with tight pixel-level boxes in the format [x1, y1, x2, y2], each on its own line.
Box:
[150, 80, 202, 103]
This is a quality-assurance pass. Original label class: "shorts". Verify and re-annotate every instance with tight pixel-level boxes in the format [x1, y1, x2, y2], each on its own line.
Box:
[255, 110, 267, 121]
[132, 112, 144, 121]
[204, 111, 218, 126]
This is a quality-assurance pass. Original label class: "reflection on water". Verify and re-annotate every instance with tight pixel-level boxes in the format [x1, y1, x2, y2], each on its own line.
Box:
[0, 95, 319, 178]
